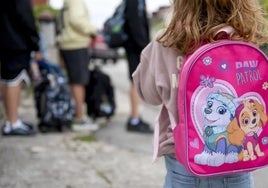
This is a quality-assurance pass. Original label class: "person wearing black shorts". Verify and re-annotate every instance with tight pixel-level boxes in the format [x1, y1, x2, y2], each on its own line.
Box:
[57, 0, 98, 131]
[123, 0, 152, 133]
[0, 0, 41, 136]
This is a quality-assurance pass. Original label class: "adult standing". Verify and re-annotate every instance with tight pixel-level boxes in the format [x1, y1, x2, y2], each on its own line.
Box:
[57, 0, 98, 131]
[124, 0, 152, 133]
[0, 0, 41, 136]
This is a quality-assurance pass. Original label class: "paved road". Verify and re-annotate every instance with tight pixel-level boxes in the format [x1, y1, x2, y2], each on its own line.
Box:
[0, 59, 165, 188]
[0, 59, 267, 188]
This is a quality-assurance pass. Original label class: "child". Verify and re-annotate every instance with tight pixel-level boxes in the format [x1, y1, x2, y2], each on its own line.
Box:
[132, 0, 268, 187]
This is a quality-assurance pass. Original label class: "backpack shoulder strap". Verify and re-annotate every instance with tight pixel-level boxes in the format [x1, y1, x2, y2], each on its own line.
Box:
[214, 26, 234, 40]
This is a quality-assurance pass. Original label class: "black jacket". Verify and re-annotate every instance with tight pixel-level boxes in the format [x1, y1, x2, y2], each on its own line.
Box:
[0, 0, 39, 51]
[124, 0, 150, 51]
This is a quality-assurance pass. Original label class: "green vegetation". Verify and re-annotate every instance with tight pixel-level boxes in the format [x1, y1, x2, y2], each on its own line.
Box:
[33, 5, 58, 19]
[96, 169, 112, 185]
[260, 0, 268, 55]
[73, 134, 96, 142]
[150, 20, 165, 39]
[261, 0, 268, 13]
[260, 43, 268, 56]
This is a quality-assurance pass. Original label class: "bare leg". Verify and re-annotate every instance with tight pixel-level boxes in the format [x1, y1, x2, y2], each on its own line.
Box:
[130, 83, 139, 118]
[70, 83, 98, 131]
[1, 82, 22, 124]
[70, 84, 85, 120]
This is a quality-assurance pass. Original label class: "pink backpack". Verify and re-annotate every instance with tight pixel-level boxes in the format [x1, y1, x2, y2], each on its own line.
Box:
[174, 39, 268, 176]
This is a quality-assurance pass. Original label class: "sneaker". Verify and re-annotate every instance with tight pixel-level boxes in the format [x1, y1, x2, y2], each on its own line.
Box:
[126, 118, 153, 134]
[72, 117, 99, 131]
[2, 120, 35, 136]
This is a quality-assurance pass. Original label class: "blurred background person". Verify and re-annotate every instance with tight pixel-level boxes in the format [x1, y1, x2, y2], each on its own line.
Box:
[56, 0, 98, 131]
[0, 0, 42, 136]
[124, 0, 152, 133]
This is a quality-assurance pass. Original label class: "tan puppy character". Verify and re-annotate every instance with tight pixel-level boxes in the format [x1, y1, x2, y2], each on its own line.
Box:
[228, 99, 268, 161]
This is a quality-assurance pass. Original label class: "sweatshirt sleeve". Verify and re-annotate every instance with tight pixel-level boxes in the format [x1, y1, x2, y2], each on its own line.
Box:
[68, 0, 96, 36]
[132, 40, 163, 105]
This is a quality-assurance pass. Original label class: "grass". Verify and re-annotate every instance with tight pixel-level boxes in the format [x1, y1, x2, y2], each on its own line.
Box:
[96, 169, 112, 185]
[73, 134, 96, 142]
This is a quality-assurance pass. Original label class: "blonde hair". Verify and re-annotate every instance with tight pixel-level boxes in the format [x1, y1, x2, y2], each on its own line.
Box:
[157, 0, 268, 54]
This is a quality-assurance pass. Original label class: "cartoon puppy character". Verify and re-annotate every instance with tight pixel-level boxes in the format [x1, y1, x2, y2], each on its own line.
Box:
[227, 99, 268, 161]
[194, 92, 241, 167]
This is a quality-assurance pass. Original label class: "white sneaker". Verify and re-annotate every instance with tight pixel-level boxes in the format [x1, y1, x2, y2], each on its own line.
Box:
[72, 117, 99, 131]
[2, 120, 35, 136]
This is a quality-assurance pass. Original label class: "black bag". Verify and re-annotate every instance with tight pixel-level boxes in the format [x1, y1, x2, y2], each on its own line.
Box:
[85, 66, 116, 120]
[102, 1, 128, 48]
[34, 60, 75, 132]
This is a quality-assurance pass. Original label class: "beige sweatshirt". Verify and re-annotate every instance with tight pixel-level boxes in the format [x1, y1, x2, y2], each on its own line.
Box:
[133, 32, 184, 161]
[57, 0, 96, 50]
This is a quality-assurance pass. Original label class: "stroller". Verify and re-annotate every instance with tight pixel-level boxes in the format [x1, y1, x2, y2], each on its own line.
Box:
[33, 60, 75, 132]
[86, 34, 117, 121]
[88, 33, 119, 64]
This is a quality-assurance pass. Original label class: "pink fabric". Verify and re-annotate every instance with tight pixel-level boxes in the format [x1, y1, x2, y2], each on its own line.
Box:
[133, 31, 182, 160]
[175, 40, 268, 176]
[133, 29, 268, 176]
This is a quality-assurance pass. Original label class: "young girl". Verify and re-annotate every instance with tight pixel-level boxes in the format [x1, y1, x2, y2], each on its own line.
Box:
[132, 0, 268, 187]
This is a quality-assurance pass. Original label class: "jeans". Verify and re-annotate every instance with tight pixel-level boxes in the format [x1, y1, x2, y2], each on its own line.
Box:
[163, 155, 254, 188]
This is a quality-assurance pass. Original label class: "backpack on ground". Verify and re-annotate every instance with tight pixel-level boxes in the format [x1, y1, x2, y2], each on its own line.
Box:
[85, 65, 116, 120]
[34, 60, 74, 132]
[174, 38, 268, 176]
[102, 1, 127, 48]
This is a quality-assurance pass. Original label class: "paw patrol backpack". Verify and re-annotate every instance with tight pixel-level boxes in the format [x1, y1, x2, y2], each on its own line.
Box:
[174, 35, 268, 176]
